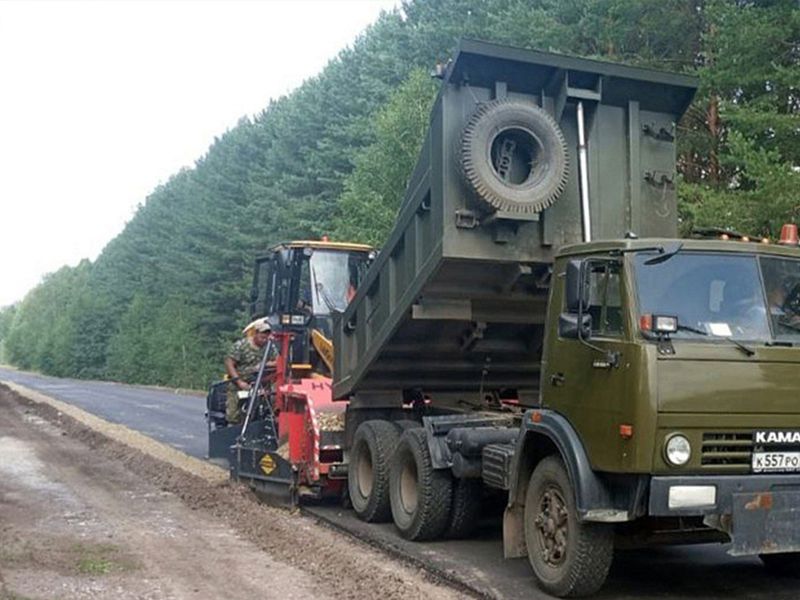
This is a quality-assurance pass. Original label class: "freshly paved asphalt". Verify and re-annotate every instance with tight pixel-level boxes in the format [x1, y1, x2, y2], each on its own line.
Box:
[2, 366, 799, 599]
[0, 367, 208, 458]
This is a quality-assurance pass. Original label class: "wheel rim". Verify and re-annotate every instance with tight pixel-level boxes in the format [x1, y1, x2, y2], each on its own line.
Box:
[534, 484, 569, 567]
[489, 126, 544, 187]
[399, 460, 419, 513]
[357, 445, 374, 498]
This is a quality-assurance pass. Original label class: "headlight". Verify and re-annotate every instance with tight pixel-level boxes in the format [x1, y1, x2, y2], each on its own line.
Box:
[665, 434, 691, 466]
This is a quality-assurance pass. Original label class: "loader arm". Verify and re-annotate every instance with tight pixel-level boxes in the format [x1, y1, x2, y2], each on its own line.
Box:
[311, 328, 335, 373]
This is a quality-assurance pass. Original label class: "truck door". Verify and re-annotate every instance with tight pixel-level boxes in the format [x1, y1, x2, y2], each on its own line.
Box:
[543, 258, 632, 471]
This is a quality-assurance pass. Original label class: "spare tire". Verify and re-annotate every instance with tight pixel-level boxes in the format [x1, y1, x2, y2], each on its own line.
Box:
[461, 99, 569, 215]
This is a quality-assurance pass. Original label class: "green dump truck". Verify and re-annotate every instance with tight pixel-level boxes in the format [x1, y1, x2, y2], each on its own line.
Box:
[332, 40, 800, 597]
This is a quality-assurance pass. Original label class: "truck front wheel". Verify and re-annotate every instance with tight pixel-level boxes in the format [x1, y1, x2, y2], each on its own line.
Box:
[389, 428, 453, 540]
[348, 420, 400, 522]
[760, 552, 800, 576]
[524, 456, 613, 597]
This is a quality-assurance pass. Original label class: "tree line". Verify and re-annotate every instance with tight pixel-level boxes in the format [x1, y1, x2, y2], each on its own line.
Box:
[1, 0, 797, 389]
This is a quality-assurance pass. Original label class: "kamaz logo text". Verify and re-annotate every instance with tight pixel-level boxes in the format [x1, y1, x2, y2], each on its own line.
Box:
[755, 431, 800, 445]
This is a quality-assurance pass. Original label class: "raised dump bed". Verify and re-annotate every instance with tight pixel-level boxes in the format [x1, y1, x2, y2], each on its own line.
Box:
[333, 39, 696, 402]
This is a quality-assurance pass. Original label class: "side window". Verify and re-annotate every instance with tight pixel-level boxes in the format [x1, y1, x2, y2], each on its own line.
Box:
[586, 261, 624, 337]
[296, 256, 312, 313]
[250, 258, 275, 318]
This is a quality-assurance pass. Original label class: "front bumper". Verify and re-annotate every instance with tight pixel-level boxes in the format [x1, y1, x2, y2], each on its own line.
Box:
[649, 474, 800, 555]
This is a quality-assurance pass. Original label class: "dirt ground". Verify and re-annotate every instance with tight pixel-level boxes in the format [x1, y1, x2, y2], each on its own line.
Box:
[0, 385, 462, 600]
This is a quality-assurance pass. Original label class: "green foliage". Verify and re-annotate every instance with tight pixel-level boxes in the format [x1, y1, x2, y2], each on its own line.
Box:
[106, 293, 217, 388]
[0, 303, 17, 363]
[332, 69, 439, 245]
[681, 131, 800, 236]
[679, 0, 799, 235]
[4, 262, 108, 377]
[2, 0, 797, 388]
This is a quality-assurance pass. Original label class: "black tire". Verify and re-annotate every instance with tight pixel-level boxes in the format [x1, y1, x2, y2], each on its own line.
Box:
[760, 552, 800, 577]
[461, 99, 568, 215]
[394, 419, 420, 432]
[446, 477, 483, 539]
[389, 428, 453, 541]
[524, 456, 613, 597]
[348, 420, 400, 523]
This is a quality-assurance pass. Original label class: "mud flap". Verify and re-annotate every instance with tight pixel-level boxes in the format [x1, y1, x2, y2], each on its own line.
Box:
[730, 491, 800, 556]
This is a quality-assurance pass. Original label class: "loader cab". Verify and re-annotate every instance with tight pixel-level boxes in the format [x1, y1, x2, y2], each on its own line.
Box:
[250, 240, 374, 373]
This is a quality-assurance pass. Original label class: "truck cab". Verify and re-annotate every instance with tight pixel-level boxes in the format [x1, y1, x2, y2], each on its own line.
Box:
[499, 238, 800, 589]
[545, 238, 800, 484]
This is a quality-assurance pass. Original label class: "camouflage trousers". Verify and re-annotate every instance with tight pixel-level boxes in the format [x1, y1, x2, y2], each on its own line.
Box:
[226, 385, 247, 424]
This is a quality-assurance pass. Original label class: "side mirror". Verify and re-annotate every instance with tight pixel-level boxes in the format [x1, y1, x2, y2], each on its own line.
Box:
[559, 312, 592, 340]
[565, 259, 589, 312]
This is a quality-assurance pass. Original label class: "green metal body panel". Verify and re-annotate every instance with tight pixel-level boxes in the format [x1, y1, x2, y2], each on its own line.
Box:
[543, 239, 800, 478]
[333, 40, 697, 401]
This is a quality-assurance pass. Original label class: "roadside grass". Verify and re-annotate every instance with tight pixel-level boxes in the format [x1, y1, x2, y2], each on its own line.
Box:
[0, 589, 36, 600]
[72, 542, 139, 576]
[0, 538, 138, 576]
[76, 556, 115, 575]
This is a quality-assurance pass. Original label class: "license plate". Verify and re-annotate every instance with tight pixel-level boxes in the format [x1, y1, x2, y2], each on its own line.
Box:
[752, 451, 800, 473]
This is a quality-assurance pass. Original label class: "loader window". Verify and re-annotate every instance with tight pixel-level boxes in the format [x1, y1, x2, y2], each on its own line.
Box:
[586, 261, 624, 337]
[309, 250, 353, 315]
[297, 258, 313, 314]
[250, 257, 277, 318]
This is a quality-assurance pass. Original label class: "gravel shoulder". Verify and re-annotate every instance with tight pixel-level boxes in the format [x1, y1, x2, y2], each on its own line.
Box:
[0, 384, 461, 600]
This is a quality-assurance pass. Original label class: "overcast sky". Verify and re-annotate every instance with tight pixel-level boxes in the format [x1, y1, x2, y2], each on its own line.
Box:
[0, 0, 399, 307]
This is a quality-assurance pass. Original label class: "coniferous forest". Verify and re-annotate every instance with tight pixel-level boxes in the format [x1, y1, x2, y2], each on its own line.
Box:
[1, 0, 798, 389]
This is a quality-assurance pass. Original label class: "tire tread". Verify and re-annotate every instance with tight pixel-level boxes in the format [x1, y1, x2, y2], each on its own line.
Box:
[525, 455, 613, 597]
[349, 420, 400, 523]
[390, 428, 452, 541]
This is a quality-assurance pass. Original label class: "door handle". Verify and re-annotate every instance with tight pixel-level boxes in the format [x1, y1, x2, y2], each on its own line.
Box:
[550, 372, 565, 386]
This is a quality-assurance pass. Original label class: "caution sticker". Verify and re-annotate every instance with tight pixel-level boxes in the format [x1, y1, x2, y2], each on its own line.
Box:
[260, 454, 276, 475]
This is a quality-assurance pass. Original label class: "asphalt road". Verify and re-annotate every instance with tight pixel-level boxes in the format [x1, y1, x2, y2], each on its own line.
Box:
[2, 366, 799, 599]
[0, 367, 208, 458]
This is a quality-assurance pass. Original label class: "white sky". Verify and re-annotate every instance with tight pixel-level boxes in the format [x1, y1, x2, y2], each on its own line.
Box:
[0, 0, 400, 307]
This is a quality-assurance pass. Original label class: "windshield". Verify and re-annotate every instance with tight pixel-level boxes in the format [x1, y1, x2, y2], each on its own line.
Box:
[307, 250, 369, 316]
[634, 252, 800, 344]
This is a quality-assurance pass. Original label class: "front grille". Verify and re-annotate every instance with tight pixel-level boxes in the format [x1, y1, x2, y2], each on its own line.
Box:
[701, 432, 753, 471]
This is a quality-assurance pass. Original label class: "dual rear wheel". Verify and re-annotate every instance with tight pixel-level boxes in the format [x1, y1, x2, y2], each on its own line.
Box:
[348, 422, 613, 597]
[348, 421, 482, 540]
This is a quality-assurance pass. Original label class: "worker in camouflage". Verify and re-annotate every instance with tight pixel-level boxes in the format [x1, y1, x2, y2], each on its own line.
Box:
[223, 318, 275, 424]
